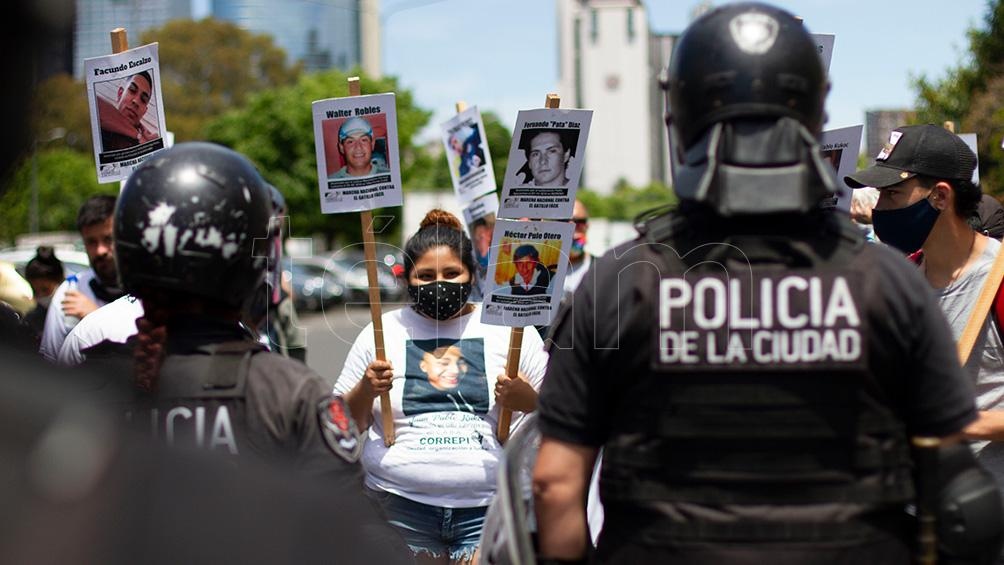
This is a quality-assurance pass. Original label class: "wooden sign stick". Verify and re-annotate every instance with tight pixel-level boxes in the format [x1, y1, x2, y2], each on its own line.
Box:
[110, 28, 128, 54]
[349, 77, 395, 446]
[497, 93, 561, 445]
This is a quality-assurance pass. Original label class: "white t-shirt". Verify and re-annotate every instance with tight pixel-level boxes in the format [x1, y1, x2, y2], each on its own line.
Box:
[57, 295, 145, 366]
[334, 304, 548, 508]
[39, 269, 108, 362]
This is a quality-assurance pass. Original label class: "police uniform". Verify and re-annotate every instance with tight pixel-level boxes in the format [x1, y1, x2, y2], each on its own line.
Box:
[534, 4, 985, 563]
[122, 317, 365, 480]
[538, 209, 978, 563]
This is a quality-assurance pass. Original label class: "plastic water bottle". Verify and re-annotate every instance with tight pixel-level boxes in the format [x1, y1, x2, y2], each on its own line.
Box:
[64, 274, 80, 329]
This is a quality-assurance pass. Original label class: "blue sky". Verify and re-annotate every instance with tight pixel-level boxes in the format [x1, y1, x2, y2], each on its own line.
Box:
[194, 1, 988, 142]
[379, 0, 986, 141]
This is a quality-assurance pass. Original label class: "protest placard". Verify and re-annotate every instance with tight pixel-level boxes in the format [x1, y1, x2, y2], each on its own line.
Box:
[820, 124, 863, 212]
[958, 133, 980, 185]
[463, 192, 499, 272]
[84, 42, 167, 183]
[312, 93, 403, 213]
[441, 105, 496, 205]
[499, 108, 592, 219]
[480, 219, 573, 328]
[812, 33, 835, 74]
[463, 192, 499, 297]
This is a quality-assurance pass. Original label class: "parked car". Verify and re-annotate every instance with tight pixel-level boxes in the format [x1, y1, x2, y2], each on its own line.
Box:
[0, 247, 90, 278]
[285, 259, 346, 312]
[325, 256, 405, 305]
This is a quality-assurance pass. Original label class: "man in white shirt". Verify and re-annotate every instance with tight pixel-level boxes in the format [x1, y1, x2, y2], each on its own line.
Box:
[39, 195, 124, 361]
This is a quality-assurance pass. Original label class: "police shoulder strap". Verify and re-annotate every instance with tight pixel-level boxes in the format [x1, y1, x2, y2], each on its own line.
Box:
[958, 243, 1004, 365]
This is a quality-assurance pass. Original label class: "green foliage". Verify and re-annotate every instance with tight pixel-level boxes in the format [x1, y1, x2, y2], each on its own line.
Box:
[482, 111, 513, 189]
[578, 180, 677, 221]
[30, 74, 94, 155]
[140, 18, 302, 141]
[913, 0, 1004, 194]
[0, 149, 111, 244]
[205, 69, 432, 245]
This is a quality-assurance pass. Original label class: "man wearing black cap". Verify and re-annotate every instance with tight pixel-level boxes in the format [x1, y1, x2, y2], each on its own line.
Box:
[847, 124, 1004, 490]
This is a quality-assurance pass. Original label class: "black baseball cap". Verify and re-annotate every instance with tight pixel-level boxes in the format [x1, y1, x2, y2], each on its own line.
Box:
[844, 124, 977, 189]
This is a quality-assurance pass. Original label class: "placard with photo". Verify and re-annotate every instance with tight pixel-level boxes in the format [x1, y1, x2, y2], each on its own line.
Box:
[441, 106, 496, 205]
[820, 124, 863, 212]
[84, 43, 168, 183]
[499, 109, 592, 219]
[463, 193, 499, 293]
[481, 219, 573, 328]
[312, 93, 403, 213]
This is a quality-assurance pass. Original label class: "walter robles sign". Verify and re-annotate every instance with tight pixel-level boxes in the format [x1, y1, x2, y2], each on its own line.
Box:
[654, 271, 866, 371]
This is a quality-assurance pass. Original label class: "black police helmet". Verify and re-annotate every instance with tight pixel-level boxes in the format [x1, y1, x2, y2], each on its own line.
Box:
[115, 142, 273, 308]
[666, 2, 827, 149]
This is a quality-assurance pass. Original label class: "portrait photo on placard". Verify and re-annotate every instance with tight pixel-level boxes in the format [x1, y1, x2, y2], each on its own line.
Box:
[463, 192, 500, 281]
[84, 43, 168, 183]
[499, 108, 592, 219]
[311, 93, 403, 213]
[441, 106, 496, 204]
[481, 219, 573, 328]
[820, 124, 863, 212]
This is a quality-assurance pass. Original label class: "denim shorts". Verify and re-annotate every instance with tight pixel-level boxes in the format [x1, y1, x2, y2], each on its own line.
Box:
[367, 488, 487, 561]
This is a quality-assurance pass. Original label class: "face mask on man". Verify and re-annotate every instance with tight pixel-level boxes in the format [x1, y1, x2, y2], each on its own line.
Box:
[872, 196, 940, 254]
[408, 280, 472, 320]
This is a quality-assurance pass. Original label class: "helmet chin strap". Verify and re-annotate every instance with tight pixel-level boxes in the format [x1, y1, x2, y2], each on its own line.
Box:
[672, 117, 839, 217]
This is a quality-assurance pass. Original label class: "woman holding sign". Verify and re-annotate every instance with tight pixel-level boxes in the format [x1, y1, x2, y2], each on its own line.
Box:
[335, 210, 548, 564]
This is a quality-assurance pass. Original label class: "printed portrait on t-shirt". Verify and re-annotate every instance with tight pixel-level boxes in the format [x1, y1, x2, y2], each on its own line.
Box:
[403, 338, 489, 417]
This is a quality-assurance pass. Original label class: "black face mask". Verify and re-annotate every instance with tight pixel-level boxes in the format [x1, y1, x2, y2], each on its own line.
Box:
[408, 281, 472, 320]
[872, 197, 941, 254]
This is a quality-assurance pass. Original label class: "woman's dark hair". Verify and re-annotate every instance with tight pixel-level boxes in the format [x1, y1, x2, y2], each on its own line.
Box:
[916, 175, 981, 220]
[24, 246, 64, 282]
[403, 209, 477, 282]
[134, 291, 171, 394]
[133, 290, 240, 394]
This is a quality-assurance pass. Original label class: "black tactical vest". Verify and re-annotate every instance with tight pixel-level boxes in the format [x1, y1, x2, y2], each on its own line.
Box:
[145, 341, 265, 456]
[600, 211, 914, 542]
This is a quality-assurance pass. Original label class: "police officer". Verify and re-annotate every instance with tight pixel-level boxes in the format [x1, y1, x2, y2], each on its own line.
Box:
[532, 3, 995, 564]
[107, 142, 411, 562]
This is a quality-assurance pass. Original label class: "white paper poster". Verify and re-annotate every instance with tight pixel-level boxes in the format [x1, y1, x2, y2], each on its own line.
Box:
[499, 109, 592, 219]
[441, 106, 496, 205]
[84, 43, 168, 183]
[820, 124, 863, 212]
[958, 133, 980, 185]
[812, 33, 835, 74]
[311, 93, 403, 213]
[480, 219, 573, 328]
[464, 193, 500, 297]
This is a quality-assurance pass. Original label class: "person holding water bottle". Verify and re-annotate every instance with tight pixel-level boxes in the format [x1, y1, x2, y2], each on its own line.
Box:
[39, 195, 125, 362]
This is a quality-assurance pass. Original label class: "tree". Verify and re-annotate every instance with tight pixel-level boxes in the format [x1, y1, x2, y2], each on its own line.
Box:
[0, 148, 111, 244]
[914, 0, 1004, 194]
[140, 18, 302, 141]
[30, 74, 94, 155]
[578, 181, 677, 221]
[205, 69, 432, 246]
